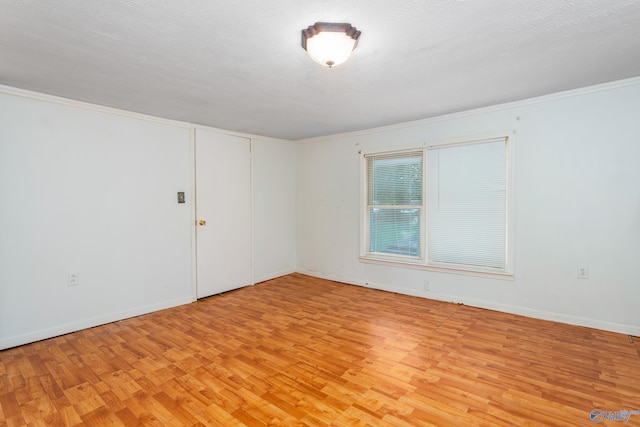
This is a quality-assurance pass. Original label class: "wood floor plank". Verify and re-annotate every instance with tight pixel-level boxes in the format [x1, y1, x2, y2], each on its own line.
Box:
[1, 273, 640, 425]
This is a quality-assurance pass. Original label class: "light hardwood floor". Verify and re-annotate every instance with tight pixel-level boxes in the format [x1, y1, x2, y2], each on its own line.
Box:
[1, 273, 639, 426]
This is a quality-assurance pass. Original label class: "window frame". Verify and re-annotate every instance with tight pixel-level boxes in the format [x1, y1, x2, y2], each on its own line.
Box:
[360, 133, 515, 278]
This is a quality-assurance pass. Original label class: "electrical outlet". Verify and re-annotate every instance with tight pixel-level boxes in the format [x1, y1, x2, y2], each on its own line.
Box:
[424, 280, 430, 291]
[577, 266, 589, 279]
[68, 272, 79, 286]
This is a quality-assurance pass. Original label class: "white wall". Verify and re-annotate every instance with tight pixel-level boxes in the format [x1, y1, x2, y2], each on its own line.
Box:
[0, 88, 297, 349]
[296, 78, 640, 336]
[0, 90, 194, 349]
[252, 136, 297, 283]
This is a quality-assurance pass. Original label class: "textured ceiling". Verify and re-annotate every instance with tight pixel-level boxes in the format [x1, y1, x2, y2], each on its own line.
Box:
[1, 1, 640, 140]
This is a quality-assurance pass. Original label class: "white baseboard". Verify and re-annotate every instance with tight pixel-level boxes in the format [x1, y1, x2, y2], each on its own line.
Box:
[253, 268, 296, 285]
[295, 269, 640, 337]
[0, 296, 193, 350]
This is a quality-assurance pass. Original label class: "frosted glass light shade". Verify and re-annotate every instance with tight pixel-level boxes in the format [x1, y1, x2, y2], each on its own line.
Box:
[306, 32, 356, 67]
[302, 22, 361, 68]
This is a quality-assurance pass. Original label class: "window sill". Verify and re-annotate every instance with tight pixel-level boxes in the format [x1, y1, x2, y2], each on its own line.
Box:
[359, 255, 514, 280]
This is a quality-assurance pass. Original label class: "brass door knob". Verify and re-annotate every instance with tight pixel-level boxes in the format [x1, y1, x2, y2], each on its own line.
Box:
[198, 219, 207, 226]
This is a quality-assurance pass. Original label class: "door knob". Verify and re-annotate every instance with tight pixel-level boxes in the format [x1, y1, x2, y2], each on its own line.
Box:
[198, 219, 207, 226]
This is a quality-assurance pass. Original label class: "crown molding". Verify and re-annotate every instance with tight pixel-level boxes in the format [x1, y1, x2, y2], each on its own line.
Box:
[296, 75, 640, 143]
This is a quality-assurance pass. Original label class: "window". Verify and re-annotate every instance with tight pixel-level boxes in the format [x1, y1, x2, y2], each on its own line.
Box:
[362, 136, 513, 276]
[367, 151, 423, 259]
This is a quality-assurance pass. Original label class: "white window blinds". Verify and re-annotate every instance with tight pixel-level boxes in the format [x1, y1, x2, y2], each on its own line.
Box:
[427, 138, 507, 269]
[367, 151, 423, 258]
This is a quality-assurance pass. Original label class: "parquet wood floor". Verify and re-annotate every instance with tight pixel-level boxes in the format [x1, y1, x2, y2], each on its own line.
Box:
[1, 273, 639, 426]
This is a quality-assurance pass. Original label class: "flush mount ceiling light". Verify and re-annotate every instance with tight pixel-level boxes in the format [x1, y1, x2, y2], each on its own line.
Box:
[301, 22, 361, 68]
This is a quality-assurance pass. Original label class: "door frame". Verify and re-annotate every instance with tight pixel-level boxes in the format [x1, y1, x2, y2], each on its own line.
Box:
[189, 127, 198, 301]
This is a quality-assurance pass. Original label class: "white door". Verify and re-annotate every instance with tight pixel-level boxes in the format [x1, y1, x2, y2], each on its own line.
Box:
[195, 128, 252, 298]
